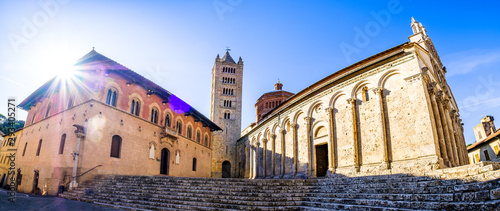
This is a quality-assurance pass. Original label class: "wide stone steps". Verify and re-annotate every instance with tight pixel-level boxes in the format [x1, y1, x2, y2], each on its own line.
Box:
[60, 174, 500, 210]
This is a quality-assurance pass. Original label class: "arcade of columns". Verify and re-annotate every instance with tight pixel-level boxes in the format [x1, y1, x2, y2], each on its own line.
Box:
[244, 71, 467, 179]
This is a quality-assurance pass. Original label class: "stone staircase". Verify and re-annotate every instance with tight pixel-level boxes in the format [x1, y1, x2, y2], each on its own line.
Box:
[60, 163, 500, 211]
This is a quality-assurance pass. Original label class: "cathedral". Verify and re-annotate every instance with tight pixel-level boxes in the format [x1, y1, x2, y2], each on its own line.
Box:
[11, 18, 468, 196]
[236, 18, 468, 178]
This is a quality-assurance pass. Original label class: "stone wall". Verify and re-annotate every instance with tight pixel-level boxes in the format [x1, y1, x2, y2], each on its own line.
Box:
[238, 43, 468, 179]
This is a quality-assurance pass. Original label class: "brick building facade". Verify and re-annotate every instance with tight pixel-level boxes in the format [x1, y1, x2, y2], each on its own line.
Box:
[15, 50, 221, 195]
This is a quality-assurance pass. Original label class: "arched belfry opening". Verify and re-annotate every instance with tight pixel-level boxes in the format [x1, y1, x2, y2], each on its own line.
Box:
[222, 161, 231, 178]
[160, 148, 170, 175]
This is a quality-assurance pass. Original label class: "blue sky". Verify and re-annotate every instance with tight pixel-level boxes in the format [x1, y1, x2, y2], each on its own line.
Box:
[1, 0, 499, 145]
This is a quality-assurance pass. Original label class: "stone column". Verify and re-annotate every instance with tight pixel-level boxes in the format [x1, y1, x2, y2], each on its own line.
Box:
[249, 143, 253, 179]
[70, 132, 85, 190]
[263, 138, 267, 177]
[458, 119, 468, 164]
[271, 134, 276, 177]
[245, 146, 249, 178]
[453, 113, 466, 165]
[256, 142, 261, 178]
[436, 91, 454, 167]
[327, 107, 336, 172]
[374, 87, 390, 169]
[347, 98, 360, 172]
[291, 122, 298, 176]
[443, 100, 459, 166]
[428, 83, 448, 165]
[304, 116, 312, 178]
[280, 128, 286, 177]
[450, 111, 463, 165]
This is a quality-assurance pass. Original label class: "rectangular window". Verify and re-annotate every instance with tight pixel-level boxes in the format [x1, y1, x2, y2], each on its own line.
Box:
[484, 150, 491, 161]
[494, 145, 500, 157]
[475, 153, 480, 163]
[22, 142, 27, 156]
[36, 140, 42, 156]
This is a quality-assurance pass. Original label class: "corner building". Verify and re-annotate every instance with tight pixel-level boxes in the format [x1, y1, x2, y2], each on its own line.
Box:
[16, 50, 221, 195]
[210, 51, 243, 178]
[237, 18, 468, 179]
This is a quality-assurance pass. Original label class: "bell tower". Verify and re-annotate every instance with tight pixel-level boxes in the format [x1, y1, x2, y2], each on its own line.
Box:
[210, 50, 243, 178]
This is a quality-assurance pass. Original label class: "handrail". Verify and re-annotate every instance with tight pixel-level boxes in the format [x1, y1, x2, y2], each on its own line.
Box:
[63, 165, 103, 187]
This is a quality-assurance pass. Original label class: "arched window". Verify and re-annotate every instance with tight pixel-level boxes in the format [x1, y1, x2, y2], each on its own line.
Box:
[59, 134, 66, 154]
[131, 99, 140, 116]
[192, 157, 197, 171]
[106, 88, 118, 107]
[165, 114, 171, 127]
[110, 135, 122, 158]
[204, 135, 209, 147]
[36, 139, 42, 156]
[196, 131, 201, 143]
[176, 120, 182, 134]
[151, 108, 159, 124]
[187, 126, 193, 139]
[45, 103, 51, 118]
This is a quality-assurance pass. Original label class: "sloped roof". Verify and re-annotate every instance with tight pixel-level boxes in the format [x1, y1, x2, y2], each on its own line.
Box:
[221, 51, 235, 63]
[467, 128, 500, 151]
[19, 49, 221, 131]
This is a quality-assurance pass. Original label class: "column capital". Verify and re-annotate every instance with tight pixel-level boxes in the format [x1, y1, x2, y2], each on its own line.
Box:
[347, 98, 357, 104]
[427, 82, 437, 95]
[373, 87, 384, 94]
[279, 128, 285, 134]
[290, 122, 297, 128]
[436, 91, 444, 102]
[262, 138, 268, 143]
[304, 116, 311, 122]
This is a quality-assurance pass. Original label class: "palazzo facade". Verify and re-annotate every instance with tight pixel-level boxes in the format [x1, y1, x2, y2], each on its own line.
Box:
[237, 18, 468, 178]
[15, 50, 221, 195]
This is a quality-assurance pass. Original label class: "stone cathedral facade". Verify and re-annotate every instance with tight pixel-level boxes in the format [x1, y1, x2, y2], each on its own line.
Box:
[236, 18, 468, 178]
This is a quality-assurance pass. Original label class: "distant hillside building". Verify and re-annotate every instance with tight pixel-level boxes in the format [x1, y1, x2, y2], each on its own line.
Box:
[468, 116, 500, 163]
[237, 18, 469, 179]
[16, 50, 221, 195]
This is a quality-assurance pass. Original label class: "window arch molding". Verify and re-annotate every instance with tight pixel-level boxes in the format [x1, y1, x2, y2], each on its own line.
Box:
[203, 132, 210, 147]
[196, 129, 201, 143]
[175, 117, 184, 135]
[104, 84, 121, 107]
[148, 102, 161, 124]
[186, 124, 193, 140]
[163, 111, 174, 128]
[128, 93, 144, 117]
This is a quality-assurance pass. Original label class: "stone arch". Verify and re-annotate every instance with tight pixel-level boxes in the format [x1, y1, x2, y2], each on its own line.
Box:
[350, 80, 374, 98]
[307, 100, 325, 118]
[378, 69, 401, 88]
[292, 110, 304, 124]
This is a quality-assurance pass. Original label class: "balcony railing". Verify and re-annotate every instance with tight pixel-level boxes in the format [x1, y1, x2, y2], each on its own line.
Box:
[161, 126, 178, 140]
